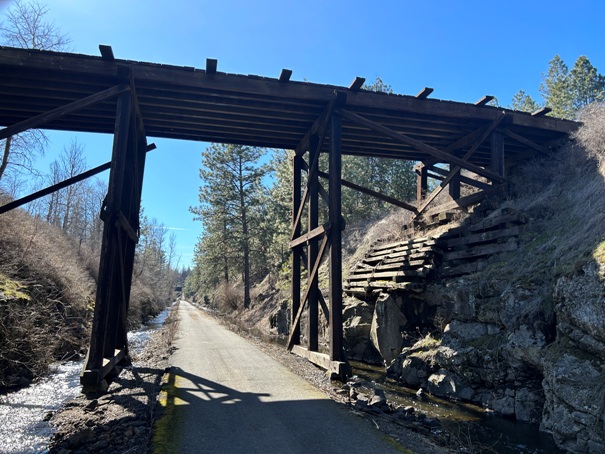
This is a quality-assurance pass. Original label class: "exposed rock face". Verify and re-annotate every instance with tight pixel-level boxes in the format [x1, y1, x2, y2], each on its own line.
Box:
[342, 297, 380, 362]
[342, 238, 605, 452]
[388, 280, 550, 424]
[538, 263, 605, 452]
[370, 293, 407, 365]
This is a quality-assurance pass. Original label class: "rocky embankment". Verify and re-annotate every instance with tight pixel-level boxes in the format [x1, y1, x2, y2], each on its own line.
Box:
[343, 212, 605, 453]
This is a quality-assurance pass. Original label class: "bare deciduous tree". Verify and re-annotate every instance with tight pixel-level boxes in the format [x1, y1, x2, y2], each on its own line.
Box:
[0, 0, 70, 50]
[0, 0, 71, 185]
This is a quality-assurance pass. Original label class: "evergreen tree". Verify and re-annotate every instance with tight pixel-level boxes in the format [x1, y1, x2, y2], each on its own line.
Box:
[511, 89, 540, 113]
[540, 55, 573, 119]
[569, 56, 605, 112]
[515, 55, 604, 120]
[190, 144, 268, 308]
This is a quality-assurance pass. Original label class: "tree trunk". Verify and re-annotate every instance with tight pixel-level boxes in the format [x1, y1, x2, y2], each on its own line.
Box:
[223, 217, 229, 284]
[239, 158, 251, 309]
[0, 137, 12, 181]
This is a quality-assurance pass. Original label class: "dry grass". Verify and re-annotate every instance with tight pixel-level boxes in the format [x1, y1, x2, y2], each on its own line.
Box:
[211, 281, 242, 313]
[342, 208, 415, 278]
[0, 199, 95, 387]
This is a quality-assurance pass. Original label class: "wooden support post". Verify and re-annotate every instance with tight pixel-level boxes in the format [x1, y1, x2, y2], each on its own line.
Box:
[416, 163, 428, 205]
[491, 131, 505, 177]
[449, 164, 461, 200]
[329, 113, 344, 364]
[81, 87, 148, 392]
[290, 154, 302, 347]
[307, 135, 319, 352]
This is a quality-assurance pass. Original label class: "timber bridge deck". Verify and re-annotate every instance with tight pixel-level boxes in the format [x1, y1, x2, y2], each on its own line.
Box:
[0, 45, 577, 391]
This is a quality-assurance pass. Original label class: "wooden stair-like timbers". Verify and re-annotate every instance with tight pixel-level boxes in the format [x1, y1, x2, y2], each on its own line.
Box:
[442, 240, 518, 262]
[355, 259, 433, 271]
[443, 225, 520, 249]
[365, 247, 439, 263]
[437, 208, 527, 277]
[442, 208, 527, 238]
[343, 281, 424, 295]
[369, 236, 436, 253]
[346, 266, 434, 282]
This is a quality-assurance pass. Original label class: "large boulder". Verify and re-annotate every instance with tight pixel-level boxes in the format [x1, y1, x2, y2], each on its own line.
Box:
[342, 297, 378, 361]
[426, 369, 475, 401]
[370, 293, 407, 365]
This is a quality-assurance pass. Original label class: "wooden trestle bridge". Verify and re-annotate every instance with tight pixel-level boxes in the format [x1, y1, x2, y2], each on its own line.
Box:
[0, 45, 576, 391]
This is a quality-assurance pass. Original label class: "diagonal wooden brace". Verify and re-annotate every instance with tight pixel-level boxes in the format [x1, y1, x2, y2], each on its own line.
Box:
[0, 84, 130, 141]
[338, 109, 506, 184]
[287, 232, 330, 350]
[416, 113, 506, 215]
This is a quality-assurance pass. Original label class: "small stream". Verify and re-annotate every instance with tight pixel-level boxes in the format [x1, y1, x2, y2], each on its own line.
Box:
[0, 305, 173, 454]
[352, 361, 562, 453]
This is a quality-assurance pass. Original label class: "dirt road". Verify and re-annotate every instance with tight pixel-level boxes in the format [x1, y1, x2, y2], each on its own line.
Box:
[155, 301, 404, 453]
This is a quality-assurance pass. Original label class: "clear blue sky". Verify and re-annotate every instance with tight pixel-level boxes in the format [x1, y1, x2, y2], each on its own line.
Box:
[2, 0, 604, 268]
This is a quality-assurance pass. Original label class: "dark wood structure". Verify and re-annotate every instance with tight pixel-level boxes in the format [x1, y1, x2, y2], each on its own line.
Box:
[0, 46, 576, 389]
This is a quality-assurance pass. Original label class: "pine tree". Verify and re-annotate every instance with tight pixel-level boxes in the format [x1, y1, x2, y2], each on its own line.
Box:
[511, 89, 540, 113]
[540, 55, 573, 119]
[190, 144, 268, 308]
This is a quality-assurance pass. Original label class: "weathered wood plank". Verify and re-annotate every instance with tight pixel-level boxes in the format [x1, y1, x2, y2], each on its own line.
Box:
[0, 84, 129, 141]
[444, 226, 520, 248]
[439, 262, 483, 277]
[291, 345, 349, 378]
[290, 222, 330, 249]
[347, 267, 433, 281]
[442, 240, 518, 262]
[370, 237, 436, 253]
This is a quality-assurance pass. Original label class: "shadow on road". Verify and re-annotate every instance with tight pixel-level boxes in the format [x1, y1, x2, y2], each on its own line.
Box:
[154, 366, 402, 454]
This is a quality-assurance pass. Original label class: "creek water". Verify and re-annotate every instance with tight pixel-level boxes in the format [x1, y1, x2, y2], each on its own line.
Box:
[0, 305, 172, 454]
[351, 361, 563, 453]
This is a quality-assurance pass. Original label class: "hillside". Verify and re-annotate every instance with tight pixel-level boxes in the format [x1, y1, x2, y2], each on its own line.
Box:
[0, 199, 176, 390]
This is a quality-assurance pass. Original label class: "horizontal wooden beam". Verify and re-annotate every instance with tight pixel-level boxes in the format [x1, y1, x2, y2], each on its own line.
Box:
[0, 84, 130, 141]
[291, 345, 349, 379]
[339, 109, 506, 183]
[0, 47, 577, 135]
[416, 87, 434, 99]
